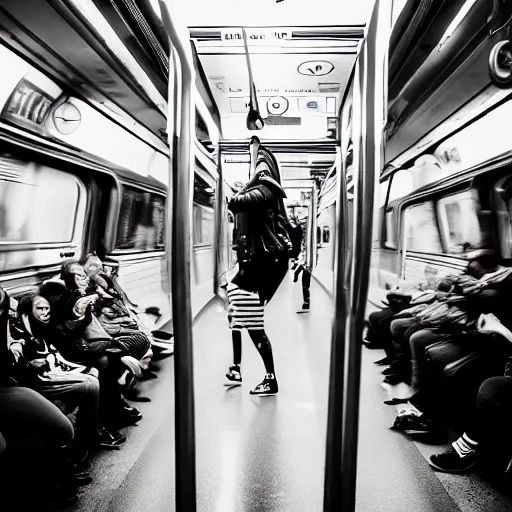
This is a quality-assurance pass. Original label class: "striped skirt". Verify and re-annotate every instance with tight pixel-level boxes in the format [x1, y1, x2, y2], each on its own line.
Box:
[226, 282, 264, 331]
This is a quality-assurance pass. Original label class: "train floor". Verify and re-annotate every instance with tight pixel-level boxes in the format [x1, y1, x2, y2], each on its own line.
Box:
[70, 274, 512, 512]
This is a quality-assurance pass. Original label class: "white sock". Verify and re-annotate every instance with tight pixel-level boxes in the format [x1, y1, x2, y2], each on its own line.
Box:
[452, 433, 478, 458]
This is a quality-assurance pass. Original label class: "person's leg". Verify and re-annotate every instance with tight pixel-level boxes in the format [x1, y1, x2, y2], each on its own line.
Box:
[409, 330, 448, 391]
[0, 386, 77, 507]
[232, 330, 242, 365]
[430, 376, 512, 472]
[34, 373, 100, 451]
[248, 329, 275, 375]
[225, 330, 243, 386]
[0, 386, 74, 448]
[93, 355, 142, 430]
[248, 329, 278, 396]
[385, 317, 418, 383]
[302, 269, 311, 307]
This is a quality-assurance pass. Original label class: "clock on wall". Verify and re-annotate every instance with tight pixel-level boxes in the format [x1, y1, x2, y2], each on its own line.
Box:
[52, 100, 82, 135]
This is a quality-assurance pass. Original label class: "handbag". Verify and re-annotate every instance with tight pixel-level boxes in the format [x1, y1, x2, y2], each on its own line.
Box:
[77, 315, 112, 353]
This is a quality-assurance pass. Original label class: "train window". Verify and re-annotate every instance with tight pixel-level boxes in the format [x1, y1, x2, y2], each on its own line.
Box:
[404, 201, 443, 253]
[193, 204, 214, 247]
[115, 185, 165, 252]
[322, 226, 331, 244]
[0, 154, 86, 272]
[384, 208, 397, 249]
[437, 190, 484, 254]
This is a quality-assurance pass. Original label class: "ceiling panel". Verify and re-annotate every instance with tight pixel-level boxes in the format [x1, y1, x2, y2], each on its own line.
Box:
[150, 0, 374, 28]
[198, 50, 356, 139]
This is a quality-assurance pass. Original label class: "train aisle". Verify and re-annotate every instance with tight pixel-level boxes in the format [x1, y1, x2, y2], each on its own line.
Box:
[72, 274, 460, 512]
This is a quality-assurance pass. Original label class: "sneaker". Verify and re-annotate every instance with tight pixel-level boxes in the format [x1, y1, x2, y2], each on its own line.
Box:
[112, 411, 143, 430]
[120, 356, 142, 379]
[225, 364, 242, 386]
[429, 448, 475, 473]
[250, 373, 278, 396]
[391, 412, 434, 434]
[151, 338, 175, 354]
[297, 303, 310, 314]
[97, 427, 125, 450]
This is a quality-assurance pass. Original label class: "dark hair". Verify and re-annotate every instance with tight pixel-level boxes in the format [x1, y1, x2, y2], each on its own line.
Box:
[473, 254, 500, 269]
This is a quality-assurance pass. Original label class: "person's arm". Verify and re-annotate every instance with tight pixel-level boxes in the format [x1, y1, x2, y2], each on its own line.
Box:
[228, 183, 274, 213]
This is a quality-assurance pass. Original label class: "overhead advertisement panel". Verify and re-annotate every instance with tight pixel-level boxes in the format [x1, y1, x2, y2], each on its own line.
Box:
[220, 28, 293, 45]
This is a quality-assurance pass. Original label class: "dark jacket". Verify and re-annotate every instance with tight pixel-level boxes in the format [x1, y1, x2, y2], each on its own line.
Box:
[229, 173, 290, 261]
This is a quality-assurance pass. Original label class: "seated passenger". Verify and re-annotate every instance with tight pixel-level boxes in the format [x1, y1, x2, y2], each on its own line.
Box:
[0, 286, 79, 508]
[89, 253, 174, 356]
[391, 308, 512, 436]
[8, 293, 123, 451]
[384, 250, 500, 386]
[429, 370, 512, 474]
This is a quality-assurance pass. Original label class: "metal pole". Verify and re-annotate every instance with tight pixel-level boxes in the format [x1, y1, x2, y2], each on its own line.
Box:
[159, 2, 196, 511]
[323, 92, 351, 512]
[213, 149, 224, 294]
[340, 2, 391, 510]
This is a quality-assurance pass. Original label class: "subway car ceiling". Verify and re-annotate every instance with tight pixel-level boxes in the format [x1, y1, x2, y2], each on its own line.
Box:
[0, 0, 391, 195]
[384, 0, 512, 169]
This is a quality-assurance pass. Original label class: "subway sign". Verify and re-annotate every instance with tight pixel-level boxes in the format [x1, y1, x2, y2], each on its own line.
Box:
[221, 29, 293, 45]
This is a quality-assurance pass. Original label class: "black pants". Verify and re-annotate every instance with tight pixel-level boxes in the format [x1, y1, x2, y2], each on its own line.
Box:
[0, 386, 75, 507]
[465, 376, 512, 442]
[367, 308, 395, 357]
[294, 264, 311, 305]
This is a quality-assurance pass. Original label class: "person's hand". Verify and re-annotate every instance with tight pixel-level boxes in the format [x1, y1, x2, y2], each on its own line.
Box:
[9, 342, 23, 362]
[29, 358, 50, 373]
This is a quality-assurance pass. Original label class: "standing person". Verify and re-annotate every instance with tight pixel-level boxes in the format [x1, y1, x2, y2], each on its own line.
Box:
[292, 216, 312, 313]
[224, 142, 291, 396]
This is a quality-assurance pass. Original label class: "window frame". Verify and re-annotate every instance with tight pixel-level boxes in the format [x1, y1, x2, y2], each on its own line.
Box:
[0, 160, 87, 251]
[192, 202, 214, 250]
[435, 188, 483, 255]
[398, 181, 482, 258]
[111, 181, 167, 256]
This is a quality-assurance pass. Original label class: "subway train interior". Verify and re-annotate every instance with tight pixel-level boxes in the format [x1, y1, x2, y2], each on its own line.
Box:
[2, 0, 512, 511]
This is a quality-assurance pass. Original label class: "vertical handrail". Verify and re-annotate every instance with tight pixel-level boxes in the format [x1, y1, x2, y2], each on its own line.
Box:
[323, 125, 350, 509]
[213, 149, 224, 294]
[340, 1, 391, 511]
[159, 2, 197, 511]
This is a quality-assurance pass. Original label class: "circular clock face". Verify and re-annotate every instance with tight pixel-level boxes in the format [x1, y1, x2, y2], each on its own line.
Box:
[52, 101, 82, 135]
[267, 96, 289, 116]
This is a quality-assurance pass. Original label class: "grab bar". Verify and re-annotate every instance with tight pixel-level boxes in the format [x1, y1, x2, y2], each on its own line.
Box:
[159, 2, 197, 511]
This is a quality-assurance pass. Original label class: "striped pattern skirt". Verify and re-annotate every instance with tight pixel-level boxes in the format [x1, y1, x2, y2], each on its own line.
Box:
[113, 332, 152, 361]
[226, 282, 264, 331]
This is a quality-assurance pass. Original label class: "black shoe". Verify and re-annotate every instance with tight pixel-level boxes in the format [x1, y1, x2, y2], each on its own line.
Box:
[430, 448, 476, 473]
[73, 470, 93, 487]
[297, 303, 310, 314]
[48, 481, 79, 510]
[383, 397, 410, 406]
[97, 427, 125, 450]
[123, 388, 151, 402]
[362, 339, 384, 349]
[383, 373, 407, 385]
[250, 373, 278, 396]
[120, 400, 140, 414]
[225, 364, 242, 386]
[391, 412, 435, 434]
[381, 366, 395, 376]
[374, 357, 391, 366]
[123, 404, 141, 416]
[48, 493, 78, 510]
[141, 369, 158, 380]
[113, 412, 143, 430]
